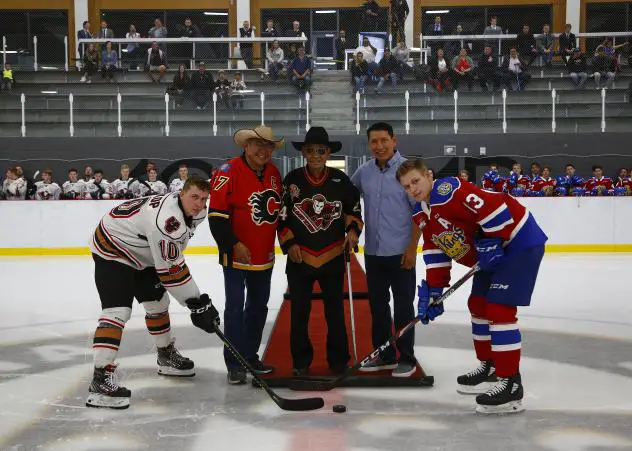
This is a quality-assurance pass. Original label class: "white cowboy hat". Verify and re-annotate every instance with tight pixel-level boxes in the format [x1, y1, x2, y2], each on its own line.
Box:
[233, 126, 285, 149]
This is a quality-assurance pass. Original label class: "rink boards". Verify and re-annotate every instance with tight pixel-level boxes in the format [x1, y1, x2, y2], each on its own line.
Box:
[0, 197, 631, 255]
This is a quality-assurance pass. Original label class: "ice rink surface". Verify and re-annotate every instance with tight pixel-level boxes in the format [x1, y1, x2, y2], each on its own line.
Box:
[1, 253, 631, 451]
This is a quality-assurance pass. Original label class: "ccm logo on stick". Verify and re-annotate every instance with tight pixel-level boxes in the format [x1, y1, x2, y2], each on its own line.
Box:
[490, 284, 509, 290]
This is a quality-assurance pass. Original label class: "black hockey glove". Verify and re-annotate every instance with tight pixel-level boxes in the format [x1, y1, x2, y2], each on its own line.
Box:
[185, 294, 220, 334]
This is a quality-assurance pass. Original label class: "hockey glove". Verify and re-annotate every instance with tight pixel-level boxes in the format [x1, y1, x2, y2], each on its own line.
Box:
[475, 237, 505, 271]
[417, 280, 444, 324]
[185, 294, 220, 334]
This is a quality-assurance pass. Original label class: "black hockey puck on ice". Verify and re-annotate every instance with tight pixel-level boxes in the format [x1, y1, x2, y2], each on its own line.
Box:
[332, 404, 347, 413]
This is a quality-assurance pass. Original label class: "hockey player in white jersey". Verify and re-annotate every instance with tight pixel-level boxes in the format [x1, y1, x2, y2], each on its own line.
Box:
[84, 169, 112, 200]
[111, 164, 136, 199]
[61, 168, 86, 200]
[33, 169, 61, 200]
[168, 164, 189, 192]
[2, 167, 27, 200]
[132, 168, 168, 197]
[87, 176, 219, 409]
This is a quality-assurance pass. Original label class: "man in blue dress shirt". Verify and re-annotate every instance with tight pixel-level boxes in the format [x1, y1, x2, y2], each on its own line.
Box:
[351, 122, 421, 377]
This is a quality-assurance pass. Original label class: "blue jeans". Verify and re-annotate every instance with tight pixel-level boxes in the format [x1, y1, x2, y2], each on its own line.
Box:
[222, 266, 273, 370]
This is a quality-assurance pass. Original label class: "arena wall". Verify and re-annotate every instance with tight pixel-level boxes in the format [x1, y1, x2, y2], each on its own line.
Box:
[0, 197, 630, 255]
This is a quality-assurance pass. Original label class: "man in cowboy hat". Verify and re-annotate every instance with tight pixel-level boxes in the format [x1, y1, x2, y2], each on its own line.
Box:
[278, 126, 363, 376]
[209, 126, 284, 385]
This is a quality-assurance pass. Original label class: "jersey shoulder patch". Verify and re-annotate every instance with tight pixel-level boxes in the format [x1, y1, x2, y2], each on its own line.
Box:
[155, 193, 188, 240]
[429, 177, 461, 206]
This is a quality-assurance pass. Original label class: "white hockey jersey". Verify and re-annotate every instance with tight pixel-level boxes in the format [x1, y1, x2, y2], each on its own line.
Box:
[62, 180, 86, 199]
[133, 180, 168, 198]
[89, 193, 206, 306]
[84, 179, 112, 199]
[2, 177, 27, 200]
[169, 178, 186, 193]
[111, 178, 136, 199]
[33, 181, 61, 200]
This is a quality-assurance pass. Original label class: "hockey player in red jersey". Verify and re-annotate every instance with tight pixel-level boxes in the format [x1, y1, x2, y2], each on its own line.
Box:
[530, 166, 556, 196]
[397, 159, 547, 414]
[584, 165, 614, 196]
[505, 163, 531, 196]
[87, 176, 220, 409]
[615, 168, 631, 196]
[480, 163, 505, 192]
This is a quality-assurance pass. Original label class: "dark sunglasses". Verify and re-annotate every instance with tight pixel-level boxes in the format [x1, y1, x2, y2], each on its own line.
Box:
[303, 147, 328, 155]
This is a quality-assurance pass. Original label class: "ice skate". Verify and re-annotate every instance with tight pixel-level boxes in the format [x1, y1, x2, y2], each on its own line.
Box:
[475, 374, 525, 414]
[157, 339, 195, 377]
[86, 364, 131, 409]
[456, 360, 498, 394]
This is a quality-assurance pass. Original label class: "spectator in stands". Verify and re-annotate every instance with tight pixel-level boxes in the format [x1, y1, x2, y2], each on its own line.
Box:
[230, 72, 247, 109]
[477, 45, 500, 91]
[181, 17, 201, 38]
[592, 48, 616, 89]
[375, 48, 399, 93]
[567, 48, 588, 89]
[84, 165, 94, 182]
[215, 70, 231, 108]
[101, 41, 118, 83]
[537, 24, 554, 67]
[266, 40, 284, 81]
[239, 20, 254, 68]
[289, 46, 312, 92]
[516, 24, 538, 67]
[77, 21, 93, 61]
[149, 18, 168, 55]
[1, 63, 15, 92]
[392, 41, 410, 79]
[429, 48, 452, 93]
[596, 39, 628, 72]
[355, 37, 378, 76]
[125, 24, 141, 69]
[451, 48, 474, 91]
[81, 43, 99, 83]
[335, 30, 350, 70]
[97, 20, 114, 39]
[459, 169, 470, 181]
[484, 16, 502, 35]
[145, 42, 167, 83]
[177, 18, 201, 65]
[558, 24, 577, 63]
[502, 48, 531, 91]
[426, 16, 444, 57]
[351, 52, 369, 94]
[446, 24, 467, 59]
[289, 21, 308, 50]
[263, 19, 279, 37]
[169, 63, 190, 107]
[190, 61, 214, 110]
[362, 0, 381, 32]
[529, 162, 542, 180]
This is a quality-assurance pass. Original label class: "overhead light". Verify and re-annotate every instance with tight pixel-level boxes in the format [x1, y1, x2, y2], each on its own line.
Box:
[41, 90, 57, 94]
[425, 10, 450, 14]
[315, 10, 336, 14]
[204, 12, 228, 16]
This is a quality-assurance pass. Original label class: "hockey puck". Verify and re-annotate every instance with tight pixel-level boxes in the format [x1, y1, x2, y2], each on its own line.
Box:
[332, 404, 347, 413]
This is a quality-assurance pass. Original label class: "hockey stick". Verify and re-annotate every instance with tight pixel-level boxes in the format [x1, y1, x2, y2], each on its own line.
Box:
[288, 264, 480, 391]
[345, 250, 358, 363]
[212, 325, 324, 411]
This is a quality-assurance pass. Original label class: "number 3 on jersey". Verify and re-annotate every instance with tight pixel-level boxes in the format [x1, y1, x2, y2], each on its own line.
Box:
[465, 193, 485, 210]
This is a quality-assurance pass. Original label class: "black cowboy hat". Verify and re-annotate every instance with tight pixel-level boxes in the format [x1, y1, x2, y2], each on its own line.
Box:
[291, 126, 342, 153]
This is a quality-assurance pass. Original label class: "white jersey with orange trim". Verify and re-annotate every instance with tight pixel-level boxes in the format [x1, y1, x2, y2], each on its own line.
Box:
[89, 192, 207, 306]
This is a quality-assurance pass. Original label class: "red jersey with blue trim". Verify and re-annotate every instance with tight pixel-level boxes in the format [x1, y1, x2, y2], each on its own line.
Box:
[530, 176, 556, 194]
[584, 176, 614, 195]
[413, 177, 547, 288]
[208, 156, 282, 270]
[615, 177, 632, 194]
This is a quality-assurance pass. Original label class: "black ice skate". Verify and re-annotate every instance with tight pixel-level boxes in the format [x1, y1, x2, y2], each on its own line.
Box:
[157, 340, 195, 377]
[475, 374, 525, 414]
[86, 364, 131, 409]
[456, 360, 498, 394]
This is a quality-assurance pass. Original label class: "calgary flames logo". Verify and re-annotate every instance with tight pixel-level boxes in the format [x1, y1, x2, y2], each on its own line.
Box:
[248, 189, 282, 225]
[293, 194, 342, 234]
[431, 226, 470, 260]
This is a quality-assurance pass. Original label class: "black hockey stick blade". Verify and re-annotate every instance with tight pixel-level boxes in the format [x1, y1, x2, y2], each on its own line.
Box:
[288, 265, 479, 392]
[213, 326, 324, 411]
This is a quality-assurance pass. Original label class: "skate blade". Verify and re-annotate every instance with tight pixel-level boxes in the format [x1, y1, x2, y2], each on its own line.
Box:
[475, 400, 525, 415]
[157, 366, 195, 377]
[457, 382, 493, 395]
[86, 393, 130, 410]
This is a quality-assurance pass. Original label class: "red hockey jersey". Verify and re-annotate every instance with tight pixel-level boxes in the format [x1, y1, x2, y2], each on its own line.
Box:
[584, 176, 614, 195]
[208, 156, 282, 270]
[413, 177, 547, 288]
[616, 177, 632, 194]
[531, 176, 556, 195]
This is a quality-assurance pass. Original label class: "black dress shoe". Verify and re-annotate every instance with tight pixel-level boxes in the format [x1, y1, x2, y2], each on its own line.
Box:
[292, 367, 310, 377]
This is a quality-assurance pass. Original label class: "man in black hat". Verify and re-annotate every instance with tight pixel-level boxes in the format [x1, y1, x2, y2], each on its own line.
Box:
[278, 127, 363, 376]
